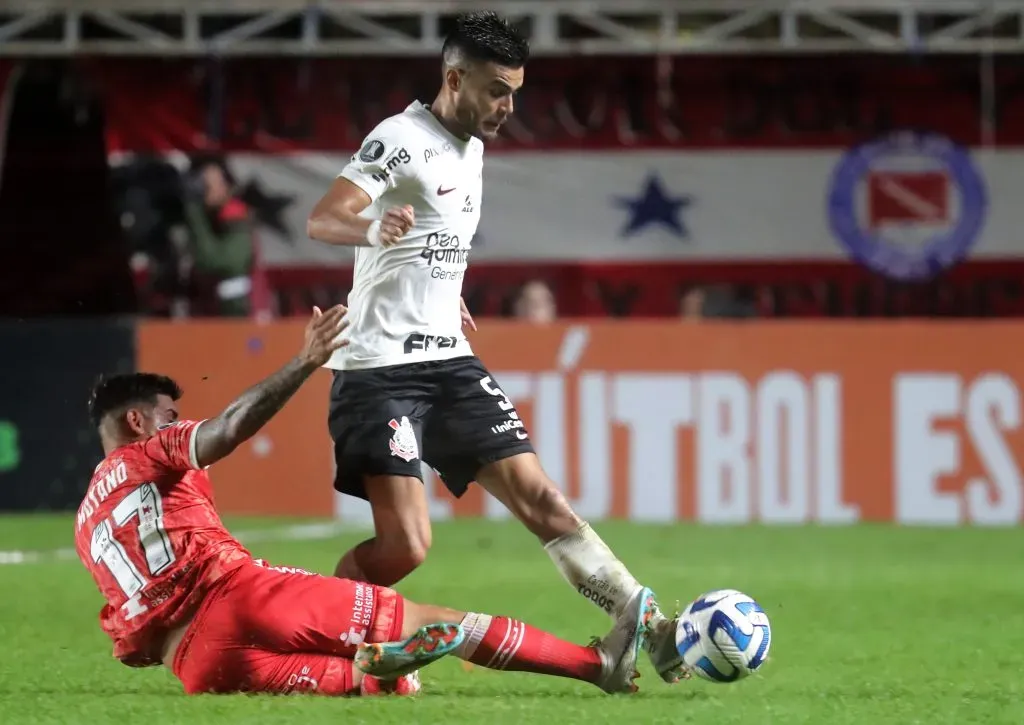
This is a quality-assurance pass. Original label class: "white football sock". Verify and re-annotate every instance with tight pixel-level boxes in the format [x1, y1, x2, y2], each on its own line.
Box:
[453, 612, 492, 660]
[544, 522, 643, 620]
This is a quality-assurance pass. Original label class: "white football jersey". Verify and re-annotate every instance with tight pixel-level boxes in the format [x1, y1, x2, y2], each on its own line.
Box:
[324, 102, 484, 370]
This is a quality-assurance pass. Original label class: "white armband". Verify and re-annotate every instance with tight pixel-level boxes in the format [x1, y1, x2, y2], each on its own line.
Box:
[365, 220, 383, 248]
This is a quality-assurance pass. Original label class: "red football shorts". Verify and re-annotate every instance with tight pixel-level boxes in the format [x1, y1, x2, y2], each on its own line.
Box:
[172, 559, 404, 695]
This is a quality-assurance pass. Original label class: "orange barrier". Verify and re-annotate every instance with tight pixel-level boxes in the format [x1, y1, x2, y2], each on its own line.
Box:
[137, 320, 1024, 525]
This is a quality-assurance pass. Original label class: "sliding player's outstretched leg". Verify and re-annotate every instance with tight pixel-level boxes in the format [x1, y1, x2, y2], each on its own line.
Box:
[356, 588, 657, 694]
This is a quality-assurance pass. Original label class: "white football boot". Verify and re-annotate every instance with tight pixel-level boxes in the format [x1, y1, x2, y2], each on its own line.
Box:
[644, 603, 691, 683]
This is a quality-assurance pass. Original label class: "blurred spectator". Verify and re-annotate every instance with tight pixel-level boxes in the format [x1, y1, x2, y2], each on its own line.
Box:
[184, 157, 256, 317]
[513, 279, 557, 324]
[679, 284, 757, 319]
[679, 286, 705, 319]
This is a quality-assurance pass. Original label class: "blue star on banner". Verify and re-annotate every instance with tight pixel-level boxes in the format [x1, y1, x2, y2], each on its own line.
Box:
[614, 174, 693, 239]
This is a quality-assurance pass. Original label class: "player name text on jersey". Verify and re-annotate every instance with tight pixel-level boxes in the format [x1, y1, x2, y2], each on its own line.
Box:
[77, 460, 129, 529]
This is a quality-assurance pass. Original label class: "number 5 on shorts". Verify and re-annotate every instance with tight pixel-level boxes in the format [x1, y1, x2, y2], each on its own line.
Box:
[479, 376, 514, 411]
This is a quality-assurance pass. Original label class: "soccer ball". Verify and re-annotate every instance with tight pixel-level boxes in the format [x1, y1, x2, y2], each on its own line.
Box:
[674, 589, 772, 683]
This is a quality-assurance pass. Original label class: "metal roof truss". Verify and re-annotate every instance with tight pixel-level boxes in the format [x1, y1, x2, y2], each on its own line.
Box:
[0, 1, 1022, 56]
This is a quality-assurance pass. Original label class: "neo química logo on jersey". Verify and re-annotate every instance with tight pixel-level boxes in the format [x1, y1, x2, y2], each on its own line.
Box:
[827, 131, 987, 281]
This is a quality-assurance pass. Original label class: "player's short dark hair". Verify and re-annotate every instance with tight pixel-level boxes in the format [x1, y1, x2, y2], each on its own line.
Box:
[88, 373, 182, 428]
[442, 12, 530, 69]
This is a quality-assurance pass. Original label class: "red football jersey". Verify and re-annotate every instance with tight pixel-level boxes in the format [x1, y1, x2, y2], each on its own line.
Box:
[74, 420, 252, 666]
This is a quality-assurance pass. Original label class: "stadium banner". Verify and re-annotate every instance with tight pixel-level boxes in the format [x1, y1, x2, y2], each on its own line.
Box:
[113, 149, 1023, 267]
[103, 56, 1024, 314]
[137, 319, 1024, 526]
[0, 319, 136, 512]
[115, 145, 1024, 318]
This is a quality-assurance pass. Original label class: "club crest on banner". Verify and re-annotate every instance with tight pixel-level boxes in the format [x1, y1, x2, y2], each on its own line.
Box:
[827, 131, 987, 281]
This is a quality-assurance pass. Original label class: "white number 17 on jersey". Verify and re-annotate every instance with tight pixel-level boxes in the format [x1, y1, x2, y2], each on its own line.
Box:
[89, 482, 176, 620]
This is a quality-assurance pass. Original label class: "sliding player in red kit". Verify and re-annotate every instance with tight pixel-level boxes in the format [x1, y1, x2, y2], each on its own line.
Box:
[74, 305, 656, 697]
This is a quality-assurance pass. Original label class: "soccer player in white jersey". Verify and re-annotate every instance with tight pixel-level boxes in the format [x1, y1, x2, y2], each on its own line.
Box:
[307, 12, 685, 686]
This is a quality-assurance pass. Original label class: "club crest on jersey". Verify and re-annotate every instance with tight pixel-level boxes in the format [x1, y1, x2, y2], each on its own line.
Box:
[359, 139, 386, 163]
[387, 416, 419, 462]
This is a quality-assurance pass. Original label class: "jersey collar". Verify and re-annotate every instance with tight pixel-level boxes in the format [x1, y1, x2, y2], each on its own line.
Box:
[407, 101, 473, 148]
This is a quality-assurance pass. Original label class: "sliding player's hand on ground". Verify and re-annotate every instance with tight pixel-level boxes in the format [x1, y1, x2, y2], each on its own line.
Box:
[300, 305, 350, 366]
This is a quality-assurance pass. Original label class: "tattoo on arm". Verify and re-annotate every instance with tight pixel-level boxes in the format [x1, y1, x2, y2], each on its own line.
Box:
[193, 356, 319, 468]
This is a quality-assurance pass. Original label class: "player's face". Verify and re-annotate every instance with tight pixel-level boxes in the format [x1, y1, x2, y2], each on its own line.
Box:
[457, 62, 524, 141]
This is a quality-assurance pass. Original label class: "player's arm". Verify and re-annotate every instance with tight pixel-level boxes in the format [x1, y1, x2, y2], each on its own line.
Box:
[307, 178, 380, 246]
[307, 129, 415, 248]
[191, 305, 348, 468]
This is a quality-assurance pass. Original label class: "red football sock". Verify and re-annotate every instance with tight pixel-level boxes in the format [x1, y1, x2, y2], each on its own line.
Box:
[455, 614, 602, 683]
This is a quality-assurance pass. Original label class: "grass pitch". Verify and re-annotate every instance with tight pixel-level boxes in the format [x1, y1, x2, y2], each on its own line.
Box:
[0, 516, 1020, 724]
